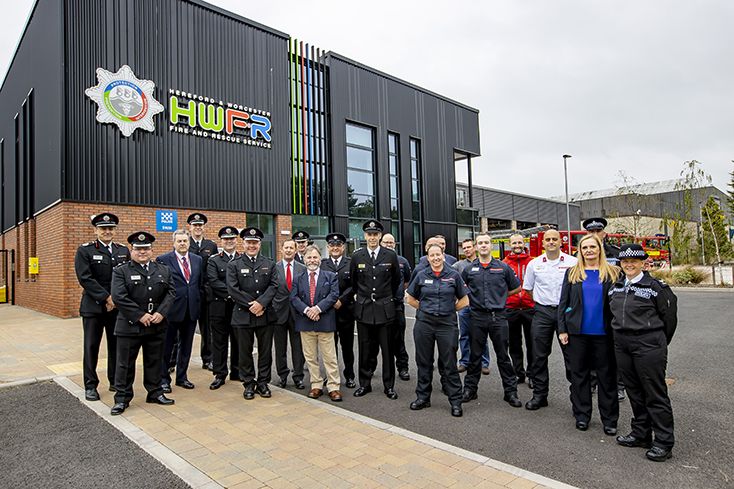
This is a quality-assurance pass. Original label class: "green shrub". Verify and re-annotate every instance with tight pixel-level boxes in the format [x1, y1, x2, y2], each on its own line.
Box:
[670, 266, 706, 285]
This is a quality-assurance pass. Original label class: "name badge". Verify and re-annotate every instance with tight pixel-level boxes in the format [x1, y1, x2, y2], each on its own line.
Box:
[358, 264, 366, 269]
[424, 279, 434, 284]
[241, 269, 250, 274]
[93, 255, 104, 260]
[471, 267, 480, 271]
[131, 275, 141, 280]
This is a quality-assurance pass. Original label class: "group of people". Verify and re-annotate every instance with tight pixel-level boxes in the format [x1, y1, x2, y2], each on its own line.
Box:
[75, 212, 677, 463]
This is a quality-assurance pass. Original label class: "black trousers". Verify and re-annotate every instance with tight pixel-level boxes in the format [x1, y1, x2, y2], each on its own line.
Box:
[463, 310, 518, 397]
[210, 302, 239, 379]
[161, 311, 196, 385]
[615, 329, 674, 448]
[334, 316, 355, 381]
[567, 334, 619, 426]
[199, 296, 212, 364]
[82, 311, 118, 389]
[114, 333, 164, 404]
[506, 308, 534, 381]
[413, 313, 462, 406]
[357, 321, 395, 390]
[530, 304, 572, 400]
[273, 318, 305, 382]
[391, 304, 410, 373]
[234, 325, 274, 386]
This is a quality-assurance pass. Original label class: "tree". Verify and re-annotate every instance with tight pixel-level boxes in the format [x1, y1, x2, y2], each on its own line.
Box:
[700, 196, 733, 283]
[727, 161, 734, 220]
[612, 170, 646, 237]
[672, 160, 713, 265]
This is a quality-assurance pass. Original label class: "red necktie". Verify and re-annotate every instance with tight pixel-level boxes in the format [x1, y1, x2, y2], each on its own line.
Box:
[181, 256, 191, 282]
[309, 272, 316, 306]
[286, 262, 292, 291]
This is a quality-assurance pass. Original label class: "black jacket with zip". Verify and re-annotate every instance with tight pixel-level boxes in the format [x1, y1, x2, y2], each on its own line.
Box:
[557, 269, 614, 335]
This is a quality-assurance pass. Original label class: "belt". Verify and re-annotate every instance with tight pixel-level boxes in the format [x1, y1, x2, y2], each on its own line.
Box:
[474, 308, 505, 314]
[616, 328, 662, 336]
[536, 304, 558, 309]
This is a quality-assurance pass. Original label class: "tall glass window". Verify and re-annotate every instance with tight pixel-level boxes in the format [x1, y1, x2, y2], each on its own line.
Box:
[410, 138, 423, 262]
[387, 133, 401, 250]
[346, 123, 376, 239]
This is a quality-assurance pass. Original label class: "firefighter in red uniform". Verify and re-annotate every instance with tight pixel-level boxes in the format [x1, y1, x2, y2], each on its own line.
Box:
[503, 233, 535, 388]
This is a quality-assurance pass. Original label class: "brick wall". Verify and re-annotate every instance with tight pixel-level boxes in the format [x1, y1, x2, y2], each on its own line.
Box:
[0, 201, 293, 318]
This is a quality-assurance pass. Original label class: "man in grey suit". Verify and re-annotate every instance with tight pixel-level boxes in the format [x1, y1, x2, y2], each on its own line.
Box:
[269, 239, 306, 389]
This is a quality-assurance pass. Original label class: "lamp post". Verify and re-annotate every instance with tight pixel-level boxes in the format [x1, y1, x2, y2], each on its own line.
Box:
[563, 154, 572, 253]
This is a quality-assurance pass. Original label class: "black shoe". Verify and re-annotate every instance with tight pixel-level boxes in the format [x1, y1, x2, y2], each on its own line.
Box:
[175, 380, 195, 389]
[110, 402, 128, 415]
[277, 378, 287, 388]
[462, 390, 477, 403]
[410, 399, 431, 410]
[85, 388, 100, 401]
[256, 384, 272, 398]
[345, 378, 357, 389]
[229, 372, 240, 381]
[209, 377, 226, 390]
[398, 370, 411, 381]
[527, 378, 534, 390]
[161, 384, 172, 394]
[603, 426, 618, 436]
[353, 386, 372, 397]
[525, 396, 548, 410]
[295, 380, 305, 390]
[385, 388, 398, 400]
[504, 393, 522, 408]
[646, 446, 672, 462]
[202, 362, 213, 371]
[575, 420, 589, 431]
[618, 388, 626, 401]
[616, 434, 652, 448]
[108, 386, 116, 393]
[243, 384, 255, 400]
[146, 394, 174, 405]
[516, 375, 526, 384]
[168, 366, 175, 373]
[451, 405, 463, 417]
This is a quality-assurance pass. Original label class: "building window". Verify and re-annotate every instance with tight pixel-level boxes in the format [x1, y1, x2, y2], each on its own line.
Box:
[346, 123, 375, 220]
[456, 188, 467, 208]
[410, 138, 423, 262]
[247, 213, 275, 259]
[487, 218, 512, 231]
[387, 132, 401, 251]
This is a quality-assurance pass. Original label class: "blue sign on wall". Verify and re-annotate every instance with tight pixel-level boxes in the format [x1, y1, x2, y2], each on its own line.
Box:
[156, 210, 178, 232]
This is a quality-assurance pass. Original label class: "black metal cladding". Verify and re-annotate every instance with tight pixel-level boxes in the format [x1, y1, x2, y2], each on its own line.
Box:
[63, 0, 291, 214]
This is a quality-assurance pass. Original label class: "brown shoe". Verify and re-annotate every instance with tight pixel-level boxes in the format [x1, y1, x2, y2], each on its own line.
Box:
[328, 390, 343, 402]
[457, 364, 467, 373]
[307, 388, 323, 399]
[482, 367, 490, 375]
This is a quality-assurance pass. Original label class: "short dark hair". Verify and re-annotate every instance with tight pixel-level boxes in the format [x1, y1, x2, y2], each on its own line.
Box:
[461, 238, 475, 245]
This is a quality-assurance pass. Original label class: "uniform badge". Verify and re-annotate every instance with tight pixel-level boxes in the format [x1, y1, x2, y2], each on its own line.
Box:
[93, 255, 104, 260]
[358, 264, 366, 269]
[471, 267, 480, 272]
[424, 279, 434, 284]
[131, 275, 141, 280]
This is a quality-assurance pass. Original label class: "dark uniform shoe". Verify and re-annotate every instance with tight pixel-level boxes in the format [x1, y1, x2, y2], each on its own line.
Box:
[353, 386, 372, 397]
[209, 377, 226, 390]
[161, 384, 172, 394]
[384, 388, 399, 400]
[504, 393, 522, 407]
[345, 378, 357, 389]
[410, 399, 431, 410]
[295, 380, 305, 390]
[525, 396, 548, 410]
[110, 402, 129, 415]
[108, 386, 116, 393]
[146, 395, 175, 405]
[243, 383, 256, 400]
[85, 388, 100, 401]
[575, 420, 589, 431]
[618, 388, 626, 401]
[256, 384, 272, 398]
[603, 426, 617, 436]
[398, 370, 410, 381]
[646, 446, 672, 462]
[462, 390, 478, 403]
[175, 380, 195, 389]
[616, 434, 653, 448]
[451, 405, 463, 417]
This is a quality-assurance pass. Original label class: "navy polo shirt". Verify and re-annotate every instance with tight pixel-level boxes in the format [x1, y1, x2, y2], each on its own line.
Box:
[407, 266, 468, 317]
[461, 258, 521, 311]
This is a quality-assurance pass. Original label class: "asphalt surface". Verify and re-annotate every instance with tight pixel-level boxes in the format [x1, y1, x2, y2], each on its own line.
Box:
[283, 289, 734, 489]
[0, 381, 190, 489]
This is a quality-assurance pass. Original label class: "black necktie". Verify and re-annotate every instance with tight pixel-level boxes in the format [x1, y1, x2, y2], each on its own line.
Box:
[251, 256, 256, 264]
[143, 264, 149, 273]
[334, 259, 338, 267]
[370, 251, 376, 263]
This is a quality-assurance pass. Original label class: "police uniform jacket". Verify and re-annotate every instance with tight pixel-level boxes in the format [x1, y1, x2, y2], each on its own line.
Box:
[608, 274, 677, 343]
[557, 271, 614, 335]
[320, 256, 354, 319]
[604, 242, 621, 266]
[226, 254, 278, 327]
[349, 247, 401, 325]
[207, 251, 239, 316]
[111, 260, 175, 336]
[74, 240, 131, 316]
[407, 266, 468, 320]
[267, 259, 306, 325]
[460, 258, 521, 312]
[396, 255, 412, 302]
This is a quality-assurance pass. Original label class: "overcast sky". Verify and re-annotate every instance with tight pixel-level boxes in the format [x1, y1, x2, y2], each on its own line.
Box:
[1, 0, 732, 200]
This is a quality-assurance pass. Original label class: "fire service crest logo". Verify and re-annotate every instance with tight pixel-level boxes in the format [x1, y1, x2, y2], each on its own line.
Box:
[85, 65, 163, 137]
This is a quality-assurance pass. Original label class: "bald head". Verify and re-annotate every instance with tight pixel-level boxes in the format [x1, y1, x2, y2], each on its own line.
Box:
[381, 233, 397, 250]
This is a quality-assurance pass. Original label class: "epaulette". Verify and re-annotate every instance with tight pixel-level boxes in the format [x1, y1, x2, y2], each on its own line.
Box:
[82, 241, 95, 247]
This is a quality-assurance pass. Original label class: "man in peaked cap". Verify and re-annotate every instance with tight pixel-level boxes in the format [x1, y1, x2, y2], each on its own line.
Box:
[350, 220, 402, 400]
[292, 230, 310, 264]
[74, 212, 130, 402]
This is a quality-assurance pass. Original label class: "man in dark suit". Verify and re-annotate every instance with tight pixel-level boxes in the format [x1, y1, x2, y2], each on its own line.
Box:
[157, 229, 203, 391]
[291, 245, 342, 401]
[350, 221, 402, 400]
[226, 227, 278, 400]
[292, 230, 309, 264]
[321, 232, 356, 388]
[110, 232, 175, 415]
[207, 226, 241, 390]
[74, 212, 130, 401]
[188, 213, 219, 371]
[269, 239, 306, 389]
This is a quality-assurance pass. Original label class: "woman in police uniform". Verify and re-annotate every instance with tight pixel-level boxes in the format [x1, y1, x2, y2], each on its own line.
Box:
[405, 243, 469, 417]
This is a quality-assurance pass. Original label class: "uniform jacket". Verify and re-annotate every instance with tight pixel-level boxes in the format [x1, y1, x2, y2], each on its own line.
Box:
[226, 254, 278, 327]
[268, 259, 306, 325]
[74, 240, 130, 316]
[156, 251, 204, 323]
[460, 258, 521, 311]
[406, 265, 468, 318]
[608, 273, 678, 343]
[349, 247, 401, 325]
[207, 251, 239, 317]
[290, 269, 340, 332]
[190, 237, 218, 296]
[604, 242, 621, 266]
[111, 260, 175, 336]
[503, 250, 535, 310]
[557, 270, 614, 335]
[321, 256, 354, 322]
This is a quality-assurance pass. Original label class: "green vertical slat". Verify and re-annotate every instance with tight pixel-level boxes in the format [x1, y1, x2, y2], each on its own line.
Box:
[296, 40, 303, 214]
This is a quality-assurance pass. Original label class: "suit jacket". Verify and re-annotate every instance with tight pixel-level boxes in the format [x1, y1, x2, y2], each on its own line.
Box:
[226, 254, 278, 327]
[320, 256, 354, 322]
[74, 240, 130, 316]
[290, 269, 339, 332]
[349, 247, 401, 325]
[268, 259, 306, 325]
[207, 251, 239, 317]
[111, 260, 175, 336]
[557, 270, 614, 335]
[156, 251, 204, 323]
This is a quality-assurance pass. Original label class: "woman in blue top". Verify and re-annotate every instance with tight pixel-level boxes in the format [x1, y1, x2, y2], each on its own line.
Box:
[558, 234, 621, 434]
[406, 244, 469, 417]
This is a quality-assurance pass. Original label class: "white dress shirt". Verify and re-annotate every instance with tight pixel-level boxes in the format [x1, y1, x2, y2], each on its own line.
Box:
[522, 252, 578, 306]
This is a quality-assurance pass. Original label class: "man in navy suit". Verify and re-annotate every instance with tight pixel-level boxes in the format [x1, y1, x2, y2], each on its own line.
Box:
[290, 245, 342, 401]
[156, 229, 203, 391]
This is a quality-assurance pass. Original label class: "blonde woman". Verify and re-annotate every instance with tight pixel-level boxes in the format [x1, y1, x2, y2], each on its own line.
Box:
[558, 234, 620, 435]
